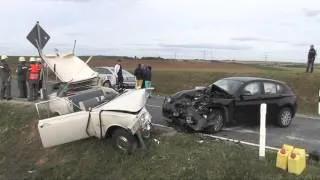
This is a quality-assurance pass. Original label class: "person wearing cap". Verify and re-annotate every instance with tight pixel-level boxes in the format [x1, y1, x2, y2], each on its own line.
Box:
[16, 56, 29, 98]
[28, 57, 41, 101]
[0, 55, 12, 100]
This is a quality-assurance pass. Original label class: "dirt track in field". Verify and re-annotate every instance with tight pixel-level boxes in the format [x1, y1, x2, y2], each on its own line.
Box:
[88, 59, 261, 73]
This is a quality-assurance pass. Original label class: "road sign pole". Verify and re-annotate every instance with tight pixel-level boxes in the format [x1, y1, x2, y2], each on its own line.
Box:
[259, 103, 267, 160]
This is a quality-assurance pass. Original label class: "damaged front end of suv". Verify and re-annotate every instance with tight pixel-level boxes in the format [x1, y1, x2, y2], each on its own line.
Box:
[162, 85, 235, 133]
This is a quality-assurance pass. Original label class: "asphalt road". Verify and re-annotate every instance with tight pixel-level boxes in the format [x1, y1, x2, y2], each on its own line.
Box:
[2, 78, 320, 152]
[146, 96, 320, 152]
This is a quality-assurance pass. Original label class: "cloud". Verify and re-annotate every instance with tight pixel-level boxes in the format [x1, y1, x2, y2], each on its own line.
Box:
[303, 8, 320, 17]
[159, 43, 252, 50]
[42, 0, 92, 2]
[231, 37, 266, 42]
[232, 37, 289, 44]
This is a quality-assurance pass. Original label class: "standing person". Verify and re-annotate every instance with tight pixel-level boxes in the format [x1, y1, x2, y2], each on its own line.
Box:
[144, 66, 153, 97]
[36, 58, 43, 97]
[306, 44, 317, 73]
[28, 57, 41, 101]
[16, 56, 29, 98]
[134, 63, 143, 89]
[0, 55, 12, 100]
[114, 59, 123, 89]
[141, 64, 146, 88]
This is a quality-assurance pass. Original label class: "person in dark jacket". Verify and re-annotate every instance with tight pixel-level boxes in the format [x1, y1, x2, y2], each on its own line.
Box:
[141, 64, 146, 88]
[306, 45, 317, 73]
[0, 55, 12, 100]
[134, 63, 143, 89]
[16, 56, 29, 98]
[144, 66, 153, 97]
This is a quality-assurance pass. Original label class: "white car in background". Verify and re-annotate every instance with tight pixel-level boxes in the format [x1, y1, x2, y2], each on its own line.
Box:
[94, 66, 136, 89]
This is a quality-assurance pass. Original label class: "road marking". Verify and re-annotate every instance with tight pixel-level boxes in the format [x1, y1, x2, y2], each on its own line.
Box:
[150, 122, 280, 151]
[223, 127, 259, 134]
[147, 104, 161, 108]
[201, 133, 280, 151]
[286, 135, 320, 145]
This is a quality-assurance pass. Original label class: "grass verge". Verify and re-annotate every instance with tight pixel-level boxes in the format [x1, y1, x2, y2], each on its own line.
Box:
[0, 103, 319, 179]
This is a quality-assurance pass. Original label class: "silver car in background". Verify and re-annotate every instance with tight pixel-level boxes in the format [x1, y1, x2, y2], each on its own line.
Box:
[94, 66, 136, 89]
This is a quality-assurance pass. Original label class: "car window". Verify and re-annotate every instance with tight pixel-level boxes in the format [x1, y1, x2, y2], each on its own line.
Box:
[243, 82, 262, 95]
[103, 69, 112, 74]
[94, 68, 102, 73]
[276, 84, 285, 93]
[213, 79, 244, 94]
[263, 82, 277, 94]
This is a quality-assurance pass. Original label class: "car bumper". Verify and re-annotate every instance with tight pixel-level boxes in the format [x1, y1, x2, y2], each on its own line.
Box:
[162, 97, 186, 124]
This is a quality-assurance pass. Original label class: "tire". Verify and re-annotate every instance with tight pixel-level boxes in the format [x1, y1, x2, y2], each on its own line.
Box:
[111, 128, 138, 154]
[103, 81, 112, 88]
[277, 107, 293, 128]
[206, 109, 225, 133]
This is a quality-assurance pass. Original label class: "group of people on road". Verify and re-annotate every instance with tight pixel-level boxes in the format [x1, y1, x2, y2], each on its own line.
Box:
[0, 55, 43, 101]
[113, 60, 153, 96]
[134, 63, 153, 95]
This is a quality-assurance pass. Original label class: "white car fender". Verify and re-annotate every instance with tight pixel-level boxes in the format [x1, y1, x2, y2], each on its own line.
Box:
[89, 111, 138, 138]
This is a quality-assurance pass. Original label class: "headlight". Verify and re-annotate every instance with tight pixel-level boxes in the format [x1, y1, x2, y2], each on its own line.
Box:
[166, 97, 172, 103]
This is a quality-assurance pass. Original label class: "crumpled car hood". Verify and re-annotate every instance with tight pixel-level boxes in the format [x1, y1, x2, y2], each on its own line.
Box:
[172, 84, 232, 98]
[42, 52, 98, 83]
[96, 89, 148, 113]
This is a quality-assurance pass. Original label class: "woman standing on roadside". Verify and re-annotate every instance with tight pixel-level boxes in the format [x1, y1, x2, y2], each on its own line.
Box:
[144, 66, 152, 97]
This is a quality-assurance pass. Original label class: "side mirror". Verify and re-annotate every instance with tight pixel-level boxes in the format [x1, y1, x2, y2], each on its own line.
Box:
[241, 90, 251, 96]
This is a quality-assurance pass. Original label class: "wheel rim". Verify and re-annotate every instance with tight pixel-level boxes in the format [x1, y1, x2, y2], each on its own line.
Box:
[116, 136, 129, 151]
[280, 110, 292, 126]
[213, 113, 223, 131]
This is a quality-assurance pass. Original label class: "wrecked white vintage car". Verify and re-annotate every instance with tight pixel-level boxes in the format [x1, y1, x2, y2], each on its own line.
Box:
[35, 52, 152, 153]
[36, 87, 152, 154]
[26, 22, 152, 153]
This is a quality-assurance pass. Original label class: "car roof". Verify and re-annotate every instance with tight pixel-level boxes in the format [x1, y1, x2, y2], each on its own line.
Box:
[221, 76, 285, 84]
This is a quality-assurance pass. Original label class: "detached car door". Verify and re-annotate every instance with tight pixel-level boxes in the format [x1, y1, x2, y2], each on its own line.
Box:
[38, 111, 91, 148]
[234, 81, 263, 123]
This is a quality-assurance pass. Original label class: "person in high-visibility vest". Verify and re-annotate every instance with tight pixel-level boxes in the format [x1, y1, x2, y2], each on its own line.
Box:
[28, 57, 41, 101]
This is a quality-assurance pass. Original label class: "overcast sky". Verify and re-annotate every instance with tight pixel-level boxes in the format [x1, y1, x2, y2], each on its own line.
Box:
[1, 0, 320, 62]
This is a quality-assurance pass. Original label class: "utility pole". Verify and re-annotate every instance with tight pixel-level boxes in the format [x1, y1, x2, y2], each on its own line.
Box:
[264, 52, 268, 63]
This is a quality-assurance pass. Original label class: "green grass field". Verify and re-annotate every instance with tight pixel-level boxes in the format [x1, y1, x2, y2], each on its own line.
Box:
[0, 103, 319, 179]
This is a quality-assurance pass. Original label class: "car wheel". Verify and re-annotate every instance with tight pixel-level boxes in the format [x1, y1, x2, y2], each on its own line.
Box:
[103, 81, 112, 88]
[112, 128, 138, 154]
[206, 109, 224, 133]
[277, 107, 293, 127]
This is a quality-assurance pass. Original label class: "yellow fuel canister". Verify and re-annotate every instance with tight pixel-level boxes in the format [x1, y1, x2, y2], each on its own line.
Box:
[276, 144, 294, 170]
[288, 148, 306, 175]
